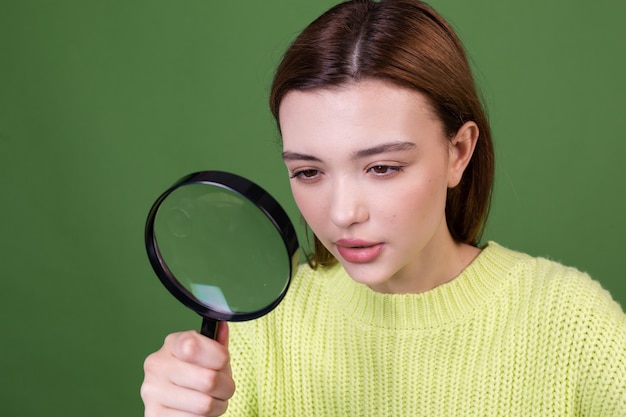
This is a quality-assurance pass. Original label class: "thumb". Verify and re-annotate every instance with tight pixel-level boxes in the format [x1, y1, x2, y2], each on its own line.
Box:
[216, 321, 229, 348]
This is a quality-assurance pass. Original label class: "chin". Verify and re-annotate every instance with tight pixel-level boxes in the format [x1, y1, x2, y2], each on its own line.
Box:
[339, 260, 396, 288]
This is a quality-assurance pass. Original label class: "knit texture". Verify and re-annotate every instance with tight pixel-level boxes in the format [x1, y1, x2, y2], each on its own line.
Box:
[225, 242, 626, 416]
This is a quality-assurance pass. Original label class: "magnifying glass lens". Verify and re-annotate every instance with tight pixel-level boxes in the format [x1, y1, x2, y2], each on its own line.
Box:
[153, 183, 291, 315]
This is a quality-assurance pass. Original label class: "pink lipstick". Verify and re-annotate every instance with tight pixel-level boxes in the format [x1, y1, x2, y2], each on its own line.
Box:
[335, 239, 384, 263]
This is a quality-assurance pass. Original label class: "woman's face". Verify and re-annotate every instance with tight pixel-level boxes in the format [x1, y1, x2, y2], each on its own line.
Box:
[280, 79, 477, 293]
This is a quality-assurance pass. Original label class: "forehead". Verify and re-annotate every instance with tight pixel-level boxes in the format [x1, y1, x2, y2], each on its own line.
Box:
[280, 79, 434, 116]
[278, 80, 443, 150]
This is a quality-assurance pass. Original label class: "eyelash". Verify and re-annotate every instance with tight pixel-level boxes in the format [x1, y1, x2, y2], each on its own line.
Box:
[290, 169, 321, 180]
[367, 165, 404, 176]
[290, 165, 404, 181]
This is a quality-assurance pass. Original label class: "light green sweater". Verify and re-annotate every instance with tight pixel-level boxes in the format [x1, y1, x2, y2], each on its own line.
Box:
[226, 242, 626, 416]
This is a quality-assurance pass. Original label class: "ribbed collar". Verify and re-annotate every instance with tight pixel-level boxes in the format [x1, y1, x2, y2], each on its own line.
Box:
[323, 242, 525, 330]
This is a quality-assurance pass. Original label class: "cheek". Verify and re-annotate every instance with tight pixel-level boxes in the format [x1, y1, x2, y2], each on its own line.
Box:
[291, 186, 323, 226]
[380, 175, 448, 222]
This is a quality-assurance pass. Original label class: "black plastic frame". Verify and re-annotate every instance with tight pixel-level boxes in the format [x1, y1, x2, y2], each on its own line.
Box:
[145, 171, 299, 324]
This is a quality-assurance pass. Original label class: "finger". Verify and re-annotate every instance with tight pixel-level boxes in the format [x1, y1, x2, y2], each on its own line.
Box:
[166, 361, 235, 401]
[144, 382, 229, 417]
[145, 401, 229, 417]
[145, 409, 207, 417]
[216, 322, 229, 349]
[145, 407, 203, 417]
[169, 331, 230, 370]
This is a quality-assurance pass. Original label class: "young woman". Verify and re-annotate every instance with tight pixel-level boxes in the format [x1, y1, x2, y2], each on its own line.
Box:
[141, 1, 626, 416]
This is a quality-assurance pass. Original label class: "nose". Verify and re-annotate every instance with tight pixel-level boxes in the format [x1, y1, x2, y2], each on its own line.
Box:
[329, 178, 369, 228]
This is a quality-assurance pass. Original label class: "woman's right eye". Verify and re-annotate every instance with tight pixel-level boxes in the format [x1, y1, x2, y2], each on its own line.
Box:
[290, 169, 320, 181]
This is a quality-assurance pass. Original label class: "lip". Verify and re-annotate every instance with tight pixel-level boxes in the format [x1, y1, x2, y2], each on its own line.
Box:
[335, 239, 384, 264]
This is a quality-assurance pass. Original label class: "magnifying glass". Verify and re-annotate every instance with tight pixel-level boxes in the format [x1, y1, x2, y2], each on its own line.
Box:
[145, 171, 299, 339]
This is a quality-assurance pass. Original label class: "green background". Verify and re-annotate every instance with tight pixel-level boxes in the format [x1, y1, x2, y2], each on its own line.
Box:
[1, 1, 624, 415]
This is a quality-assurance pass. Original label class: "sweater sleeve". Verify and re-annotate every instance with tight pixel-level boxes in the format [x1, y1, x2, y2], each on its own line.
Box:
[577, 279, 626, 416]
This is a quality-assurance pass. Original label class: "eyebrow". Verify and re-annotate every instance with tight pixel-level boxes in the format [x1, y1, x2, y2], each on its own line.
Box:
[282, 141, 416, 162]
[353, 141, 416, 159]
[281, 151, 322, 162]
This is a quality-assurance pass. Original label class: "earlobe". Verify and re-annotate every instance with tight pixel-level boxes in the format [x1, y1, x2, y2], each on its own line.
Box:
[447, 121, 479, 188]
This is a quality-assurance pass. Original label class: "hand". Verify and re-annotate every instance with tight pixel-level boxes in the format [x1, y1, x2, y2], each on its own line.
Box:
[141, 323, 235, 417]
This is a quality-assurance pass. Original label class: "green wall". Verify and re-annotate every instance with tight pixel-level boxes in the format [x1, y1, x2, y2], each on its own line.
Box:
[1, 1, 624, 415]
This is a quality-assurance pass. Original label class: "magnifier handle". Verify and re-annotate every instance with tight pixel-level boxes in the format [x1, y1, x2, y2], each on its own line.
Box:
[201, 317, 219, 340]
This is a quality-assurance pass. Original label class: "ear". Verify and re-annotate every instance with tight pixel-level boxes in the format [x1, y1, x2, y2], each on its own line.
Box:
[447, 121, 479, 188]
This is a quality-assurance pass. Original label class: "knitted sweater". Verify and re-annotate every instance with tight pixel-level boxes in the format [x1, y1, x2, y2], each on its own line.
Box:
[225, 242, 626, 416]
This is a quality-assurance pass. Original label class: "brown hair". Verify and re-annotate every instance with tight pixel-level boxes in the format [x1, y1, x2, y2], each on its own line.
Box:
[270, 0, 494, 268]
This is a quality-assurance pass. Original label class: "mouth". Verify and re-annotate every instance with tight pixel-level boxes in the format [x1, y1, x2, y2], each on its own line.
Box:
[335, 239, 384, 264]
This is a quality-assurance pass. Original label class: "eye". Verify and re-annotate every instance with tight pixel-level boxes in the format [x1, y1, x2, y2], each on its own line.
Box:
[367, 165, 403, 176]
[290, 169, 321, 181]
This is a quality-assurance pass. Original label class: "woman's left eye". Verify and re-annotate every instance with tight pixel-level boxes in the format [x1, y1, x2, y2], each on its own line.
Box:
[368, 165, 403, 176]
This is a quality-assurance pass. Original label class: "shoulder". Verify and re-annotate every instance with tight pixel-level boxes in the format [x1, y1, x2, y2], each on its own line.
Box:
[488, 242, 621, 303]
[492, 242, 618, 297]
[487, 241, 626, 341]
[485, 243, 626, 411]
